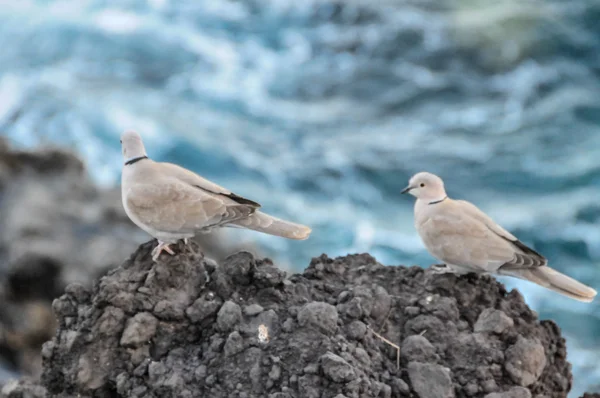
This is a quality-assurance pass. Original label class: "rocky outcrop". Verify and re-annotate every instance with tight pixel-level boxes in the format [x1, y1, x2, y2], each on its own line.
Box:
[0, 138, 140, 381]
[32, 240, 576, 398]
[0, 139, 251, 383]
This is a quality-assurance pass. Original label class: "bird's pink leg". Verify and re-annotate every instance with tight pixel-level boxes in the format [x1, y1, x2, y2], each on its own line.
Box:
[152, 241, 176, 261]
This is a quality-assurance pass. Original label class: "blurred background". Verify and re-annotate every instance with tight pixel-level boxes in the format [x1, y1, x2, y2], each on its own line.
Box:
[0, 0, 599, 395]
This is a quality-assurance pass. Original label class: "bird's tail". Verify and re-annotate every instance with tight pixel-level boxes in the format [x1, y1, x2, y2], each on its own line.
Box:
[230, 211, 311, 240]
[500, 265, 597, 303]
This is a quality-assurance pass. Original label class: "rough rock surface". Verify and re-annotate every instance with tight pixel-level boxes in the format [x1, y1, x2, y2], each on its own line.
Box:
[0, 377, 46, 398]
[30, 241, 578, 398]
[0, 138, 253, 383]
[0, 139, 141, 382]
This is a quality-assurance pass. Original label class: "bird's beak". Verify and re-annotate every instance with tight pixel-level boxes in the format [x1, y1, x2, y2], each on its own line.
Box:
[401, 185, 413, 194]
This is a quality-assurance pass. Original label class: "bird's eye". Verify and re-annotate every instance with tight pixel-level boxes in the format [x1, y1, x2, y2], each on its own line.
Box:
[420, 183, 425, 187]
[120, 140, 122, 144]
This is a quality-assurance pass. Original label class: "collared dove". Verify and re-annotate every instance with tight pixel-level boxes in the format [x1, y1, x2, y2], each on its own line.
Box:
[402, 171, 597, 303]
[120, 131, 311, 261]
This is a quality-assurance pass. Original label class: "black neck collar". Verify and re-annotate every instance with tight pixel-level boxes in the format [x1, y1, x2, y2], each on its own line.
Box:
[124, 156, 148, 166]
[429, 196, 447, 205]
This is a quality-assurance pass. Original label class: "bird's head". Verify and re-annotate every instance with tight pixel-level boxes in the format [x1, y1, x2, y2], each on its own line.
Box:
[120, 131, 147, 164]
[401, 172, 447, 202]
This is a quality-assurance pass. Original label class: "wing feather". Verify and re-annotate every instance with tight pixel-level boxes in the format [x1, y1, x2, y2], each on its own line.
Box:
[127, 179, 255, 234]
[454, 200, 547, 268]
[159, 162, 261, 207]
[419, 199, 546, 273]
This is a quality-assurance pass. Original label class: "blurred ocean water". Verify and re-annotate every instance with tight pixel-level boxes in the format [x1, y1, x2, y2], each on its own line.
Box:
[0, 0, 599, 394]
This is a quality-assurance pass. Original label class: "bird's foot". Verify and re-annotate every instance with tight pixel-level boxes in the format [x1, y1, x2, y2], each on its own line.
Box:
[152, 241, 176, 261]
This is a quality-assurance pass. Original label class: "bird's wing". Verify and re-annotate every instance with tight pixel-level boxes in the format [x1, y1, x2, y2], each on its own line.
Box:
[126, 177, 256, 234]
[454, 199, 547, 268]
[418, 199, 545, 272]
[158, 162, 261, 208]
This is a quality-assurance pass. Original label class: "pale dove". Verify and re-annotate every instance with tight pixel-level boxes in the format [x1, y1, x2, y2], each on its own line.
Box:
[120, 131, 311, 261]
[402, 172, 597, 302]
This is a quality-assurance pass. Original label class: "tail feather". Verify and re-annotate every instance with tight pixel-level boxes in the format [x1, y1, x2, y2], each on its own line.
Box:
[501, 266, 597, 303]
[230, 211, 311, 240]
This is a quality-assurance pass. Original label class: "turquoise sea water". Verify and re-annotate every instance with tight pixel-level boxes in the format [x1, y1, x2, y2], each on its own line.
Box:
[0, 0, 599, 394]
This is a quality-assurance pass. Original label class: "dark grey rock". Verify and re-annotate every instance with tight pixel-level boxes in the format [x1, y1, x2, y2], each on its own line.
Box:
[353, 347, 371, 367]
[282, 317, 294, 333]
[269, 393, 293, 398]
[253, 265, 286, 288]
[216, 301, 242, 332]
[342, 297, 363, 318]
[401, 335, 437, 363]
[297, 301, 338, 335]
[405, 306, 421, 316]
[244, 304, 264, 316]
[223, 331, 244, 357]
[221, 252, 254, 286]
[154, 299, 186, 320]
[505, 337, 547, 386]
[374, 382, 392, 398]
[447, 332, 504, 369]
[404, 315, 456, 348]
[391, 378, 410, 395]
[186, 294, 222, 323]
[0, 378, 46, 398]
[268, 364, 281, 381]
[370, 285, 392, 322]
[484, 386, 532, 398]
[96, 306, 127, 337]
[33, 247, 572, 398]
[465, 382, 479, 396]
[298, 375, 320, 398]
[483, 379, 499, 393]
[408, 362, 454, 398]
[475, 309, 514, 334]
[346, 320, 367, 340]
[320, 352, 356, 383]
[120, 312, 158, 347]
